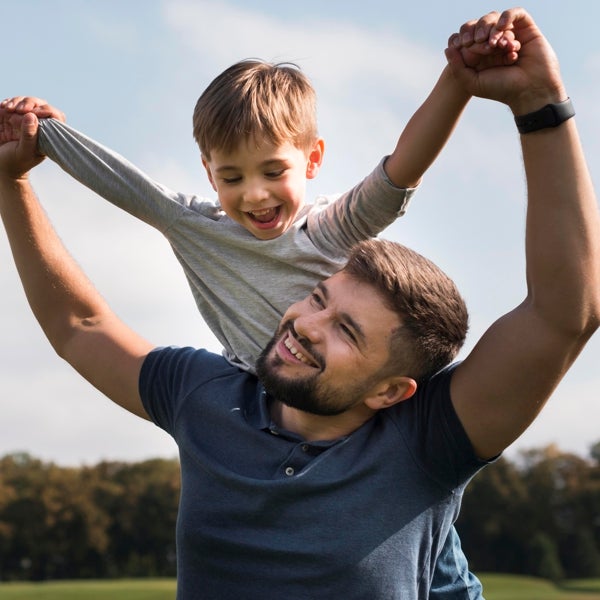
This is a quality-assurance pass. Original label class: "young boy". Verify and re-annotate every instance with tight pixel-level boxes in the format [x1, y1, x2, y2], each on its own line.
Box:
[2, 58, 487, 373]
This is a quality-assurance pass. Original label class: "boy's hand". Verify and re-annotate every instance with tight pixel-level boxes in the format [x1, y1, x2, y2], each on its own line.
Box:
[445, 8, 565, 115]
[450, 11, 520, 71]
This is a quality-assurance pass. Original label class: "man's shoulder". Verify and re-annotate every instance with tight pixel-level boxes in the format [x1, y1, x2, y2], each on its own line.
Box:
[142, 346, 245, 385]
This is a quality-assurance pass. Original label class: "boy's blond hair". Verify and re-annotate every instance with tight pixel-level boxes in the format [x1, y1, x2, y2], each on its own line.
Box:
[193, 59, 318, 159]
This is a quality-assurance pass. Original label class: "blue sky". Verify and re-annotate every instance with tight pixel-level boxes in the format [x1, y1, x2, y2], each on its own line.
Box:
[2, 0, 599, 466]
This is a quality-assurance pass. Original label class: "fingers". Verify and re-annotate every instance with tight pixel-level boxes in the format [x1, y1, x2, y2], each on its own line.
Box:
[1, 96, 45, 112]
[0, 112, 44, 180]
[0, 96, 65, 122]
[447, 9, 524, 70]
[19, 113, 40, 150]
[449, 10, 522, 52]
[16, 113, 45, 174]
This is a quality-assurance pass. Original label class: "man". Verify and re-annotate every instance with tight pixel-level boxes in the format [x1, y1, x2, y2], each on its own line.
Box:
[0, 8, 598, 599]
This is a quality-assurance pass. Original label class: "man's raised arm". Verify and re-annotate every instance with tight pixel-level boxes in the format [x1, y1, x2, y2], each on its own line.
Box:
[0, 113, 152, 419]
[446, 8, 600, 459]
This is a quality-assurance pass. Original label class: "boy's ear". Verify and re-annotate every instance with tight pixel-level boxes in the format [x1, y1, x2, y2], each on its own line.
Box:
[306, 138, 325, 180]
[201, 155, 217, 192]
[363, 376, 417, 411]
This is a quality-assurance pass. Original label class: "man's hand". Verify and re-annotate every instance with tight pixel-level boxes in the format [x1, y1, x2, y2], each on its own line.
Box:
[0, 96, 65, 145]
[445, 8, 566, 115]
[452, 11, 520, 71]
[0, 112, 45, 181]
[1, 96, 65, 121]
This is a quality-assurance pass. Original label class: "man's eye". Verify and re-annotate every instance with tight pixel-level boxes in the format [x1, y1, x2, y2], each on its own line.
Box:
[340, 324, 357, 343]
[311, 293, 325, 307]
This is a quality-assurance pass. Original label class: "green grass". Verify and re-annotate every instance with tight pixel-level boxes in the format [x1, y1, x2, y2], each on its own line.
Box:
[479, 574, 600, 599]
[0, 578, 176, 599]
[0, 575, 599, 599]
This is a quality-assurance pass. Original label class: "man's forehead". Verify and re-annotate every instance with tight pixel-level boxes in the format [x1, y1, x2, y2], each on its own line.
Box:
[317, 273, 399, 334]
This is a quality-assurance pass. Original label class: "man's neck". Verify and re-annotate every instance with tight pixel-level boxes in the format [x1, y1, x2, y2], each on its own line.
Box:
[270, 400, 376, 442]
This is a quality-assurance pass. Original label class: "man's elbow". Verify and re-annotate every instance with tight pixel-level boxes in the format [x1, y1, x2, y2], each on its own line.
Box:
[45, 314, 104, 362]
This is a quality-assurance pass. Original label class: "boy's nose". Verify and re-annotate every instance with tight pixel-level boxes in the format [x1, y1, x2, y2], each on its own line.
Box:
[243, 181, 270, 204]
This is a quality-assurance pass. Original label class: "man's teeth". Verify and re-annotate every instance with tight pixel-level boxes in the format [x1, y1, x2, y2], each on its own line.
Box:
[284, 337, 311, 364]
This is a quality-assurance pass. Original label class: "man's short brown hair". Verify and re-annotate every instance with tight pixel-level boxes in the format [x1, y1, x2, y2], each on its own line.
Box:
[344, 239, 469, 383]
[193, 59, 318, 159]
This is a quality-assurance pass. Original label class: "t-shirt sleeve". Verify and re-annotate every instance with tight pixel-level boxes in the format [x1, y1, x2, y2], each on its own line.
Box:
[388, 365, 490, 488]
[139, 346, 233, 435]
[306, 157, 418, 254]
[37, 118, 194, 230]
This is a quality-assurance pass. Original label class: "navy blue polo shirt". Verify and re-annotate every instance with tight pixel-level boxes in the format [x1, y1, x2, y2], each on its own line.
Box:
[141, 346, 485, 599]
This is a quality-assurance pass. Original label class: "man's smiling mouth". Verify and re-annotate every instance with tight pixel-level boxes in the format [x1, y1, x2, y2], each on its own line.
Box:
[284, 334, 319, 368]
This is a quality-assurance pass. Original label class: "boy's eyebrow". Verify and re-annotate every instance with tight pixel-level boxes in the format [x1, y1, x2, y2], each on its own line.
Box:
[214, 164, 240, 173]
[316, 281, 367, 346]
[214, 158, 289, 173]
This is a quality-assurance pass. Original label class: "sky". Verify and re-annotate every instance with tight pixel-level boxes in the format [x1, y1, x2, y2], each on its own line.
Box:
[1, 0, 599, 467]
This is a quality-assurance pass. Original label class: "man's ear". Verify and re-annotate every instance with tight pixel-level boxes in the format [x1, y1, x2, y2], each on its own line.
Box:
[306, 138, 325, 179]
[364, 376, 417, 411]
[201, 155, 217, 192]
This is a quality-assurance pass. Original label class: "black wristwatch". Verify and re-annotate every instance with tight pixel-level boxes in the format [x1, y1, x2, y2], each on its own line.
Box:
[514, 98, 575, 134]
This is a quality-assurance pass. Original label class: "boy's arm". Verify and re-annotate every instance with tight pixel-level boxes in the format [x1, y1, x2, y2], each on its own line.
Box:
[446, 9, 600, 460]
[384, 29, 519, 189]
[0, 113, 153, 419]
[1, 96, 183, 228]
[383, 65, 471, 189]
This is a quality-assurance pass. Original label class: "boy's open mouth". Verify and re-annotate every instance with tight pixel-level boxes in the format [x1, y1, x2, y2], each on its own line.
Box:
[249, 206, 280, 224]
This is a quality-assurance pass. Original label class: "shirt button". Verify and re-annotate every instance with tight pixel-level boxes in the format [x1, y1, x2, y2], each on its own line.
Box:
[285, 466, 295, 476]
[301, 444, 309, 452]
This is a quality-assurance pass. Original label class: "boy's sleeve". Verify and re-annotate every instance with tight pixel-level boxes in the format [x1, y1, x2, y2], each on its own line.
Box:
[37, 118, 186, 231]
[306, 157, 417, 254]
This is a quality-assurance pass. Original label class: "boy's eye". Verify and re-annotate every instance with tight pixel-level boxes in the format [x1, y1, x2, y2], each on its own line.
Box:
[222, 176, 242, 184]
[265, 169, 285, 178]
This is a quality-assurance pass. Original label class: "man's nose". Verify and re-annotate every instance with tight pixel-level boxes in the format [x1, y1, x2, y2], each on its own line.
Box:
[293, 311, 325, 344]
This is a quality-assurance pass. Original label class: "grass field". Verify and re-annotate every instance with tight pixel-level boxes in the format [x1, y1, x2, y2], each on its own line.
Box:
[480, 574, 600, 599]
[0, 578, 176, 599]
[0, 575, 599, 598]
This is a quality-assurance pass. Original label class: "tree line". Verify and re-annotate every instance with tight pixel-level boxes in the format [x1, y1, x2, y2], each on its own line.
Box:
[0, 442, 599, 582]
[458, 442, 600, 582]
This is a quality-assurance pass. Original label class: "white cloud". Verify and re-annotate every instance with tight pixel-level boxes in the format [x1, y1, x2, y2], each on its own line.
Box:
[162, 0, 440, 98]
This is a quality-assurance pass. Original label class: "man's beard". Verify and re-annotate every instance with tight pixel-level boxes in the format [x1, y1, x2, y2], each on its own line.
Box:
[255, 326, 374, 417]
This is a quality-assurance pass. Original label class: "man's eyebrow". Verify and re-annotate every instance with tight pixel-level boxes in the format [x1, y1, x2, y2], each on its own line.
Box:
[317, 281, 367, 346]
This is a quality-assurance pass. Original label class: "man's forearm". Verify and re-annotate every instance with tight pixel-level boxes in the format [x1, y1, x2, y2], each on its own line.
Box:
[0, 176, 109, 355]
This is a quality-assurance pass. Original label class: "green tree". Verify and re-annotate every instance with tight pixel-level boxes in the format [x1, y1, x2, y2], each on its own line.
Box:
[527, 532, 564, 582]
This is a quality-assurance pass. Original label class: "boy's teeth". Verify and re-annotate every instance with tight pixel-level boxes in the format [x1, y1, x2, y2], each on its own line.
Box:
[251, 207, 277, 222]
